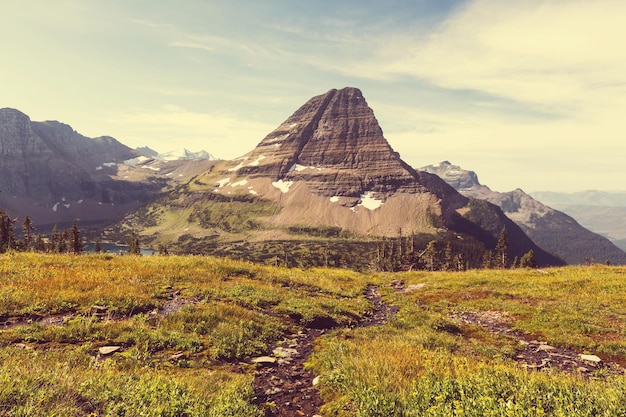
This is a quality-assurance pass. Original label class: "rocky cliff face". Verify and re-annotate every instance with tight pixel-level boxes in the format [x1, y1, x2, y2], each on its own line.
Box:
[422, 161, 626, 264]
[0, 108, 169, 226]
[236, 88, 429, 197]
[123, 88, 562, 266]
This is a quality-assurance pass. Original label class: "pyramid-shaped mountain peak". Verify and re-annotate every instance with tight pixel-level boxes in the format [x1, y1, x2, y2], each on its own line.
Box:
[229, 87, 423, 198]
[122, 87, 564, 267]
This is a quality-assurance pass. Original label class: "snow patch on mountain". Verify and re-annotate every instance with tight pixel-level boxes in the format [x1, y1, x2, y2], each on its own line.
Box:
[231, 179, 248, 187]
[248, 156, 266, 166]
[272, 179, 293, 193]
[216, 178, 230, 188]
[135, 147, 217, 161]
[359, 192, 383, 210]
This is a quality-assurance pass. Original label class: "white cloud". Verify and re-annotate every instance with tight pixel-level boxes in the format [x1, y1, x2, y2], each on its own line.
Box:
[376, 0, 626, 114]
[344, 0, 626, 192]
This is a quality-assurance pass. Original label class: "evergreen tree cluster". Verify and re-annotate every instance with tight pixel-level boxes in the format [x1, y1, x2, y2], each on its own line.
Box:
[369, 228, 538, 272]
[0, 207, 84, 254]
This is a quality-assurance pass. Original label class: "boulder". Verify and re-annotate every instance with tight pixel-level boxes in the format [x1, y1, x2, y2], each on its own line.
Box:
[98, 346, 121, 355]
[251, 356, 277, 365]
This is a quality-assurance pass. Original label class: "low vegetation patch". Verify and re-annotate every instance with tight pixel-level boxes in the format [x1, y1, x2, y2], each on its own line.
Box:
[2, 254, 626, 415]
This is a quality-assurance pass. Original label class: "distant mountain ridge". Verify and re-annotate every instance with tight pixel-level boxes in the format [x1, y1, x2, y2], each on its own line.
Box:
[421, 161, 626, 264]
[530, 190, 626, 252]
[0, 108, 215, 227]
[136, 146, 218, 161]
[114, 87, 563, 267]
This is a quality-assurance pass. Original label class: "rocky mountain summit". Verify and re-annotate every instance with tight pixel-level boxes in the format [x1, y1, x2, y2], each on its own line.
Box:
[421, 161, 626, 264]
[237, 87, 430, 197]
[118, 87, 562, 267]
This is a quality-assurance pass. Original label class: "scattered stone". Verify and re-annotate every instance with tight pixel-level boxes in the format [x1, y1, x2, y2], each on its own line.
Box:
[404, 283, 426, 293]
[169, 352, 185, 360]
[390, 280, 405, 290]
[578, 366, 590, 373]
[251, 356, 277, 365]
[536, 344, 557, 352]
[580, 354, 602, 365]
[98, 346, 121, 355]
[273, 346, 298, 358]
[312, 376, 321, 386]
[14, 343, 32, 350]
[265, 387, 282, 395]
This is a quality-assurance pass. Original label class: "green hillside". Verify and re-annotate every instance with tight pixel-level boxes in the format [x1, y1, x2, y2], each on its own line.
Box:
[1, 253, 626, 416]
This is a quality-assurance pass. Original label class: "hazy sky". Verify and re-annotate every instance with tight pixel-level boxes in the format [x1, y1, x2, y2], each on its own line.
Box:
[2, 0, 625, 192]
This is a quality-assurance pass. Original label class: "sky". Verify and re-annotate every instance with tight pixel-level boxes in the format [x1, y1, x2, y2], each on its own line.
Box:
[2, 0, 625, 193]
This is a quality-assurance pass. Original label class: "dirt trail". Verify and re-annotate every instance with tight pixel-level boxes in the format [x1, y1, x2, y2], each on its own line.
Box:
[0, 288, 194, 331]
[252, 285, 395, 417]
[1, 285, 396, 416]
[449, 310, 624, 378]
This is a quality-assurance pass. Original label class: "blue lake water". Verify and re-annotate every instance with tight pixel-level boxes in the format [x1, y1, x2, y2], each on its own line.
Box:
[85, 242, 155, 256]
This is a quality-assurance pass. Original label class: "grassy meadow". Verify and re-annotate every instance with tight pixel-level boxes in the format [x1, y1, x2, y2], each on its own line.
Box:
[1, 253, 626, 416]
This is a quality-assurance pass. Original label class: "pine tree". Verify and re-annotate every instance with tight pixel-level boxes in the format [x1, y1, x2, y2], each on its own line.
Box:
[58, 229, 69, 253]
[35, 234, 46, 252]
[21, 215, 35, 251]
[0, 208, 8, 253]
[442, 242, 453, 271]
[127, 230, 141, 255]
[423, 240, 438, 271]
[157, 244, 169, 256]
[3, 215, 17, 252]
[495, 228, 509, 269]
[482, 250, 494, 269]
[453, 253, 465, 272]
[49, 224, 60, 253]
[70, 220, 84, 254]
[520, 250, 537, 268]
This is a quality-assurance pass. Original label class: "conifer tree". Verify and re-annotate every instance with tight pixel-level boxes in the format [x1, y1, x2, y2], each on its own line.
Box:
[157, 244, 169, 256]
[0, 208, 8, 252]
[58, 229, 69, 253]
[442, 242, 453, 271]
[70, 220, 83, 254]
[453, 253, 465, 272]
[482, 250, 494, 269]
[127, 230, 141, 255]
[49, 224, 60, 253]
[423, 240, 438, 271]
[21, 215, 35, 251]
[35, 234, 46, 252]
[0, 196, 16, 252]
[520, 250, 537, 268]
[495, 228, 509, 269]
